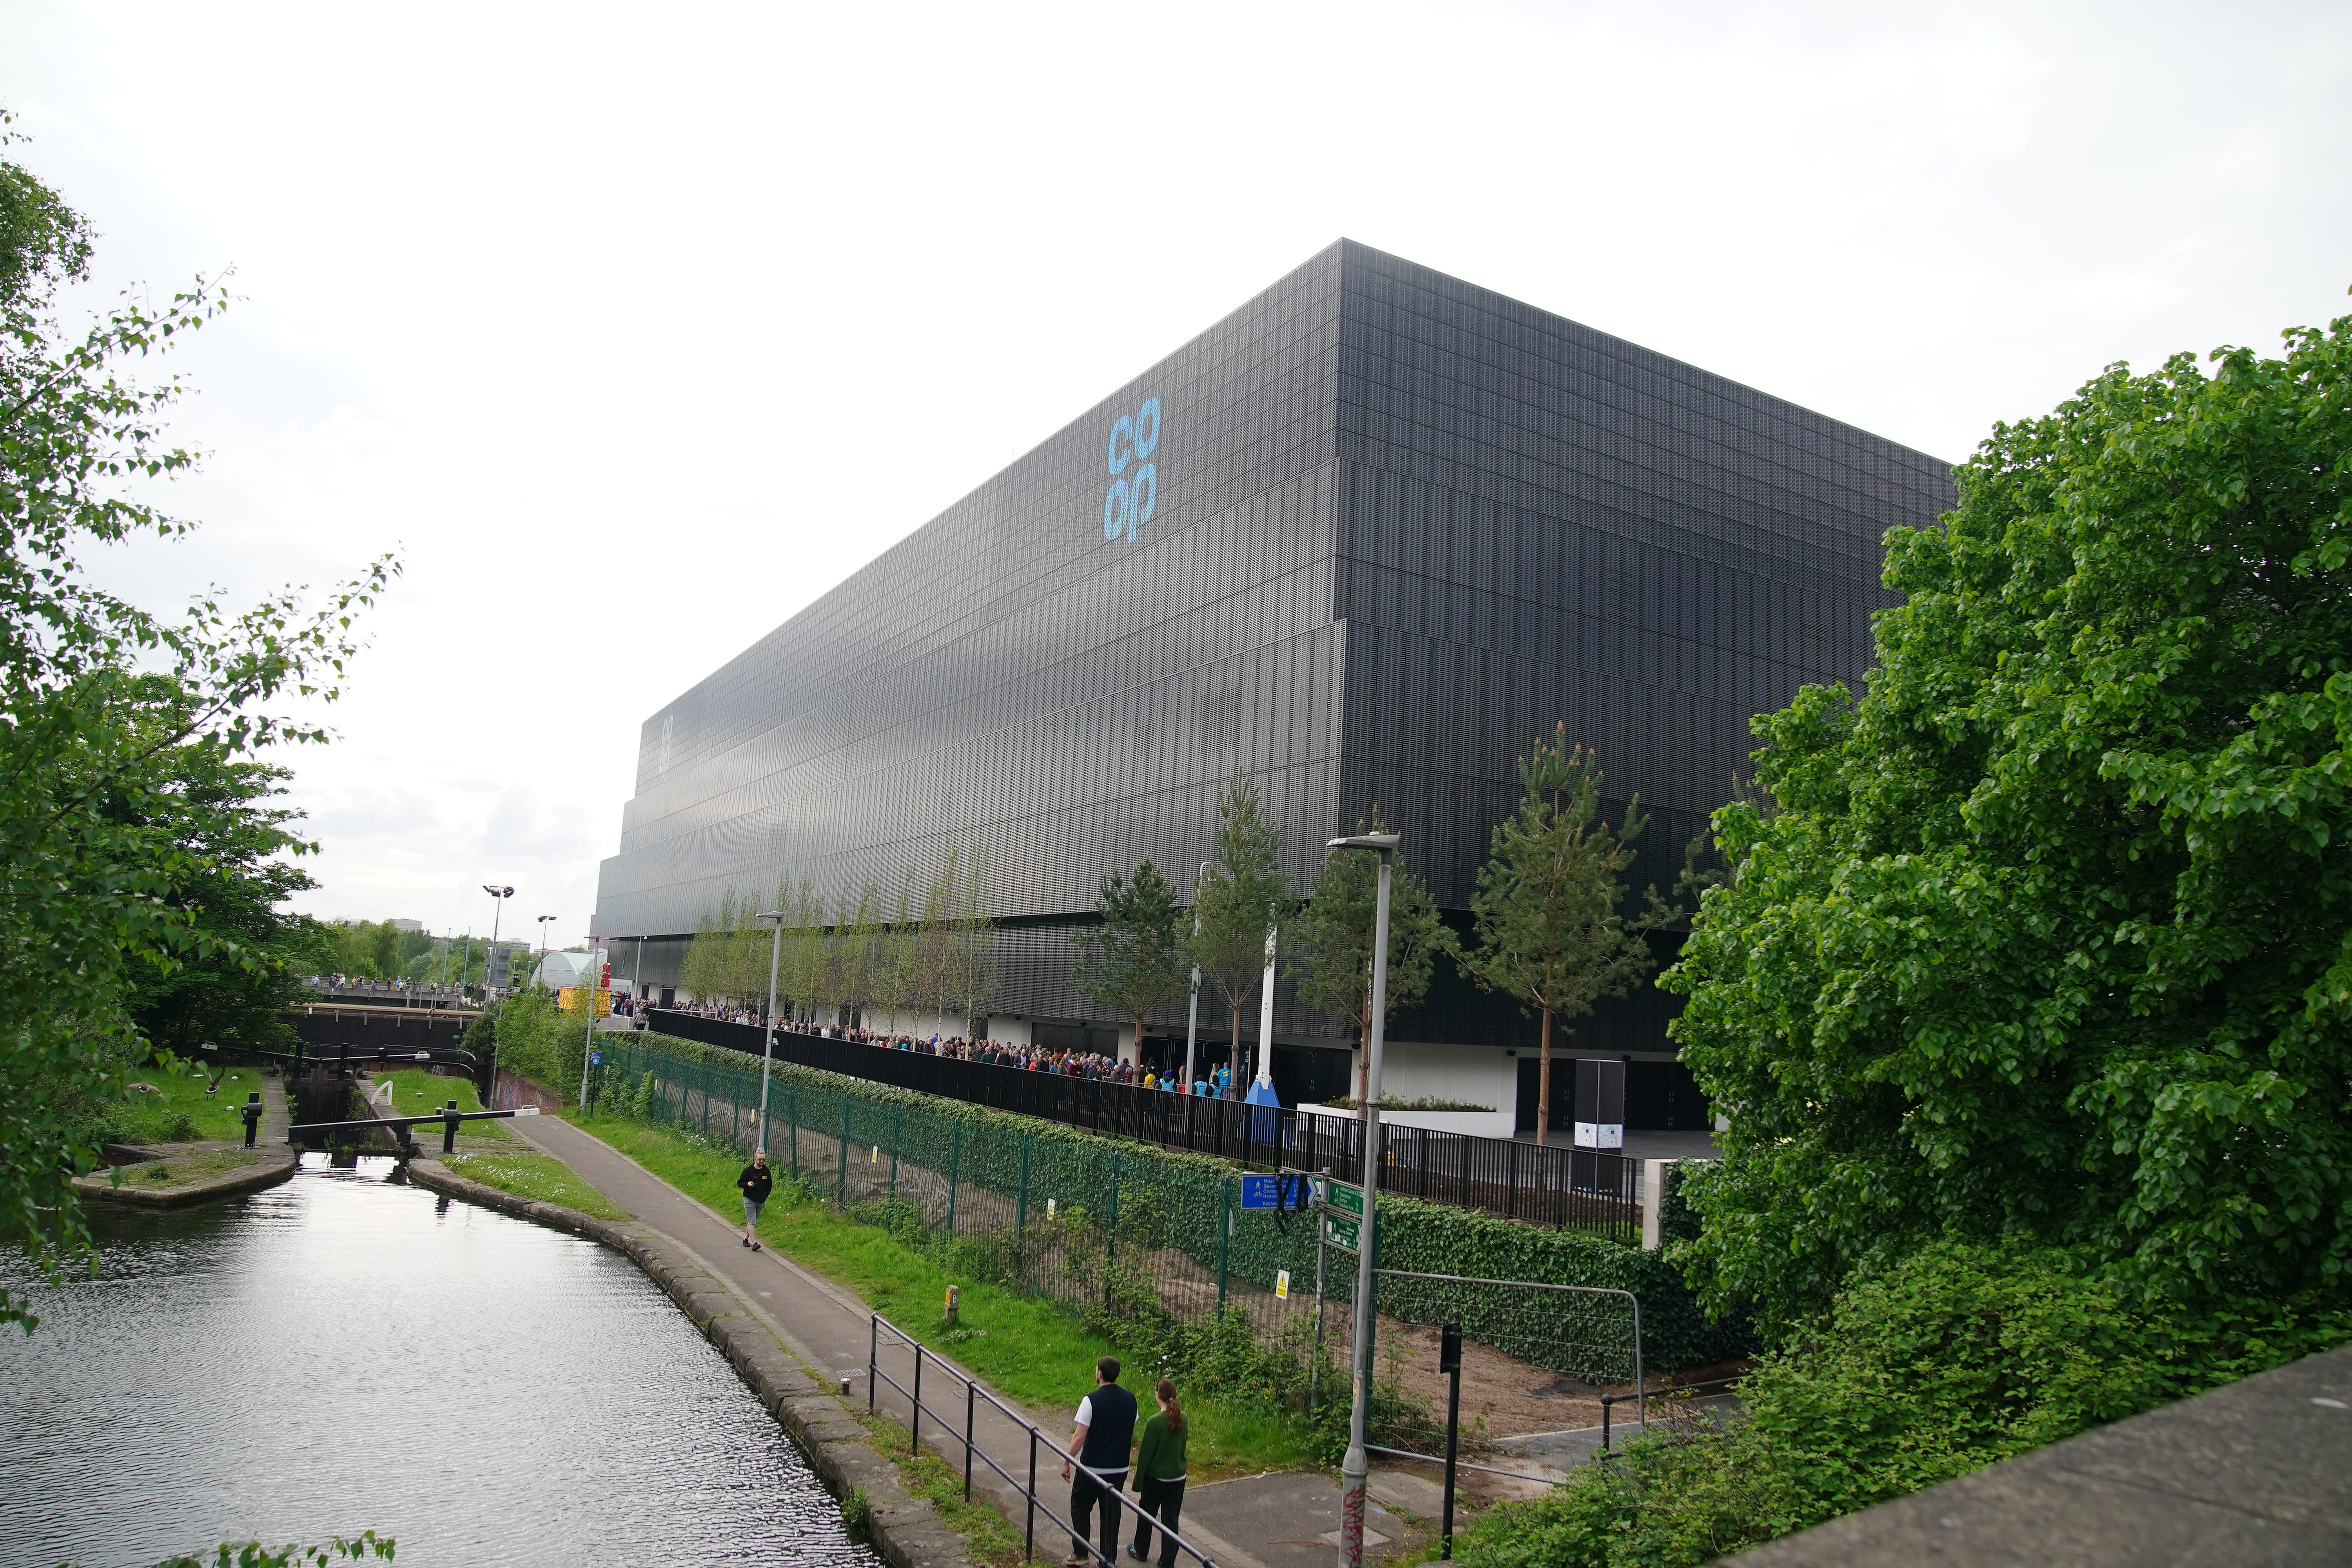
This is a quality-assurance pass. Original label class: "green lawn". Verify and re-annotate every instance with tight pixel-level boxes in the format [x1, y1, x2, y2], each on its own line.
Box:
[373, 1069, 508, 1140]
[575, 1111, 1317, 1479]
[108, 1059, 272, 1145]
[443, 1150, 630, 1221]
[105, 1149, 263, 1189]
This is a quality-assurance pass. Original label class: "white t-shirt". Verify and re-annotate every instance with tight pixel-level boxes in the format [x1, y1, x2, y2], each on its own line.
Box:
[1075, 1395, 1094, 1428]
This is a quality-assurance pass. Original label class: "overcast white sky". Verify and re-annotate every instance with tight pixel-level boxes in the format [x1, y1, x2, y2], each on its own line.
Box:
[5, 1, 2347, 948]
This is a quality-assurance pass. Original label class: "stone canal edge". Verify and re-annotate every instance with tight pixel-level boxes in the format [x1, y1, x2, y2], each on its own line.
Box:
[407, 1158, 969, 1568]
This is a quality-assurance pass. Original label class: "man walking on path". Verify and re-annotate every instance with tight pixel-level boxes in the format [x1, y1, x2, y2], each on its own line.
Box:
[737, 1149, 772, 1249]
[1059, 1355, 1137, 1566]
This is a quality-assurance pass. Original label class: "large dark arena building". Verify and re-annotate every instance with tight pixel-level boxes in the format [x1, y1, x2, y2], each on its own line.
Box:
[592, 240, 1954, 1130]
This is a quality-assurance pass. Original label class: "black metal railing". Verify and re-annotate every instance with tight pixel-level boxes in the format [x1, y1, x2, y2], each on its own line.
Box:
[868, 1313, 1219, 1568]
[647, 1011, 1638, 1240]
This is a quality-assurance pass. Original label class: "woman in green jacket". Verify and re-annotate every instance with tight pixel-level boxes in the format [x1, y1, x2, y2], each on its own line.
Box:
[1126, 1378, 1187, 1565]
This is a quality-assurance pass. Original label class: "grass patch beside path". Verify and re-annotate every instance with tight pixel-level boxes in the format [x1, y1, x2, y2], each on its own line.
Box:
[374, 1069, 508, 1140]
[444, 1149, 629, 1221]
[860, 1413, 1027, 1568]
[108, 1059, 270, 1145]
[573, 1111, 1318, 1480]
[111, 1149, 261, 1188]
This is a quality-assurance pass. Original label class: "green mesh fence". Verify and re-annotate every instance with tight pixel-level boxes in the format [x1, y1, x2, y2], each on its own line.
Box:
[572, 1034, 1706, 1412]
[582, 1037, 1336, 1356]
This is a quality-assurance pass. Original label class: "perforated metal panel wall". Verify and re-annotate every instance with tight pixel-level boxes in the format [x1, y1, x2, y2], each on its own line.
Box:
[593, 241, 1955, 1049]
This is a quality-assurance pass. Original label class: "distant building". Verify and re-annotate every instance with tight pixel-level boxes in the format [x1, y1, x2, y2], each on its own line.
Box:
[390, 918, 425, 933]
[593, 241, 1953, 1129]
[531, 950, 601, 992]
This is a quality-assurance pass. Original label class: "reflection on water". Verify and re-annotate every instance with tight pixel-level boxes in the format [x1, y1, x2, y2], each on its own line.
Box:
[0, 1155, 880, 1568]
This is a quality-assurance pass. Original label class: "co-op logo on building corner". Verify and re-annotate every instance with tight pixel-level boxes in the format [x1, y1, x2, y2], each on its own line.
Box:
[1102, 396, 1161, 543]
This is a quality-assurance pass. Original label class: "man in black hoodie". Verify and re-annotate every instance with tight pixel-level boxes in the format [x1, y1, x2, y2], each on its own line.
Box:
[737, 1149, 772, 1250]
[1058, 1356, 1137, 1566]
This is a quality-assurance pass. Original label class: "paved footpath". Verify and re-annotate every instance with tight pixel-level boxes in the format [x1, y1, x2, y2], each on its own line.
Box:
[504, 1112, 1431, 1568]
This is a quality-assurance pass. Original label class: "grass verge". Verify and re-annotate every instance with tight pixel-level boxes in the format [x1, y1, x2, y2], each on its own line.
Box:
[443, 1149, 630, 1221]
[573, 1110, 1318, 1478]
[372, 1069, 508, 1140]
[107, 1149, 262, 1188]
[860, 1412, 1029, 1568]
[108, 1058, 271, 1144]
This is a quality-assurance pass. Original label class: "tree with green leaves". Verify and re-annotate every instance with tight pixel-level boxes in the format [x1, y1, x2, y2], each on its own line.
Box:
[0, 122, 392, 1329]
[122, 736, 327, 1056]
[1462, 729, 1670, 1144]
[943, 841, 1000, 1029]
[1191, 777, 1289, 1092]
[1664, 309, 2352, 1333]
[1071, 856, 1190, 1064]
[1292, 811, 1449, 1103]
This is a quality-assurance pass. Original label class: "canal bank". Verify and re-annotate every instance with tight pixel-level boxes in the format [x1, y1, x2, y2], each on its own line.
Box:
[408, 1154, 969, 1568]
[474, 1109, 1439, 1568]
[1, 1154, 884, 1568]
[71, 1075, 295, 1208]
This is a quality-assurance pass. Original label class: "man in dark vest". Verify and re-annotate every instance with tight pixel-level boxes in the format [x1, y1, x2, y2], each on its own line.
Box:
[1058, 1355, 1138, 1565]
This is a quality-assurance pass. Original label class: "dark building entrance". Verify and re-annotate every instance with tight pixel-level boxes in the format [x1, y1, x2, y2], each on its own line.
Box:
[1272, 1044, 1353, 1108]
[1516, 1056, 1710, 1132]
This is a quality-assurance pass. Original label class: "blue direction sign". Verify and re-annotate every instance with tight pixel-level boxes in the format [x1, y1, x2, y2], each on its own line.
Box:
[588, 1051, 602, 1066]
[1239, 1172, 1314, 1212]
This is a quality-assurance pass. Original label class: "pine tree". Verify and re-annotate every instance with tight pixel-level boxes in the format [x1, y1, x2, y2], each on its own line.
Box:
[1292, 811, 1449, 1103]
[1463, 729, 1670, 1143]
[1071, 857, 1189, 1066]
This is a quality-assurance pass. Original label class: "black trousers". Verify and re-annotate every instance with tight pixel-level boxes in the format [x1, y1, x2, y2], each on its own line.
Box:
[1131, 1477, 1186, 1567]
[1070, 1468, 1126, 1561]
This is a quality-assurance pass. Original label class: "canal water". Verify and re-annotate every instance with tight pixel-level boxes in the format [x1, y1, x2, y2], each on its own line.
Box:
[0, 1156, 884, 1568]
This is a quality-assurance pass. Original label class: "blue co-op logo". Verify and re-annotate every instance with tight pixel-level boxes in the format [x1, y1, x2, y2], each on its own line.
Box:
[1102, 396, 1160, 543]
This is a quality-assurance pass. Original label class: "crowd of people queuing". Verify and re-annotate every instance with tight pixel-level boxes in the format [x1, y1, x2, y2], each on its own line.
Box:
[666, 1001, 1238, 1096]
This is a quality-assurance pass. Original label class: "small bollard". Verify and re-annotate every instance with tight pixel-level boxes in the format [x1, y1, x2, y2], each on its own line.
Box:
[838, 1375, 853, 1398]
[944, 1283, 960, 1328]
[442, 1099, 461, 1154]
[240, 1092, 263, 1149]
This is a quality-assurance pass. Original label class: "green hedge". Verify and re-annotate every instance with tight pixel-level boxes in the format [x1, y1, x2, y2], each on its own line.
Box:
[615, 1027, 1742, 1377]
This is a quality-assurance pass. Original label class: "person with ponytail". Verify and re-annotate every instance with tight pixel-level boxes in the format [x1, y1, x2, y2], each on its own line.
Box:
[1126, 1377, 1188, 1565]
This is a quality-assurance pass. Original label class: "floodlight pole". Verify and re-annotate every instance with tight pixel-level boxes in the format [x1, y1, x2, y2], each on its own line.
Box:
[756, 911, 786, 1142]
[1327, 831, 1398, 1568]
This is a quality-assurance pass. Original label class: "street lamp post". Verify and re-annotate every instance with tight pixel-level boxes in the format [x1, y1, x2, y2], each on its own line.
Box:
[483, 885, 514, 995]
[536, 915, 557, 985]
[1326, 831, 1398, 1568]
[755, 911, 786, 1145]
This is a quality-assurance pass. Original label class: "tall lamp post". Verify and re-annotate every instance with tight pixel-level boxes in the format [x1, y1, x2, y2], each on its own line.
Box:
[754, 910, 787, 1145]
[1326, 831, 1398, 1568]
[536, 915, 558, 986]
[483, 885, 514, 995]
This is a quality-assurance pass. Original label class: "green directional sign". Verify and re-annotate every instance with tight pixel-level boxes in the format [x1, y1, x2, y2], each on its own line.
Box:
[1324, 1179, 1365, 1251]
[1325, 1213, 1360, 1253]
[1328, 1179, 1364, 1219]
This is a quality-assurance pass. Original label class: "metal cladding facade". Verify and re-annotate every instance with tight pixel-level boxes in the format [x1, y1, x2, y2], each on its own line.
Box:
[594, 240, 1954, 1055]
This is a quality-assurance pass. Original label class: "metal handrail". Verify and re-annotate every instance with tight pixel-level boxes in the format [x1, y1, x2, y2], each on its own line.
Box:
[1597, 1371, 1743, 1453]
[866, 1312, 1219, 1568]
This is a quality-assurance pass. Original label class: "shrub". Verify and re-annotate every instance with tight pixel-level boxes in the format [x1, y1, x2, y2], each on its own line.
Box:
[1457, 1240, 2352, 1568]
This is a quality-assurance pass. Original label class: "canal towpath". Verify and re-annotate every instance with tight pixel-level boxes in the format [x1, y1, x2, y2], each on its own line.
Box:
[495, 1111, 1435, 1568]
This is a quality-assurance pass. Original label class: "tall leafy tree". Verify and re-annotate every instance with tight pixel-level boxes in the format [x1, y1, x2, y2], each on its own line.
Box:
[120, 731, 328, 1055]
[1071, 856, 1190, 1063]
[1191, 777, 1289, 1091]
[1462, 729, 1670, 1143]
[0, 123, 392, 1328]
[1665, 312, 2352, 1330]
[944, 841, 1000, 1029]
[1292, 811, 1449, 1103]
